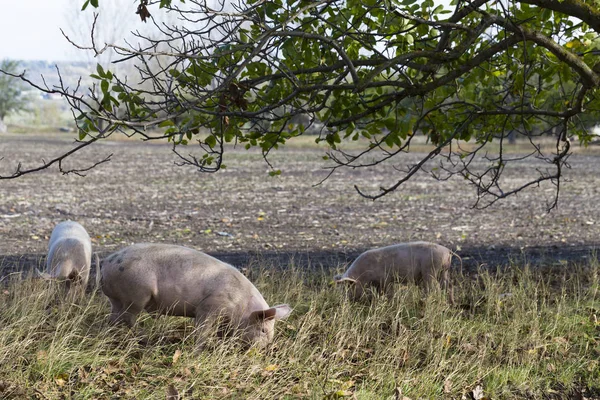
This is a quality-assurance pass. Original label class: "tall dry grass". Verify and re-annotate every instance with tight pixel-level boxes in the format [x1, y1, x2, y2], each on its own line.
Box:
[0, 258, 598, 399]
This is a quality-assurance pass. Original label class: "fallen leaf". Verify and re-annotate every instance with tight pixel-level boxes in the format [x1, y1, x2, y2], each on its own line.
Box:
[166, 384, 180, 400]
[36, 350, 48, 361]
[471, 384, 484, 400]
[394, 387, 412, 400]
[55, 378, 67, 387]
[444, 378, 452, 394]
[172, 349, 182, 365]
[264, 364, 278, 372]
[445, 335, 452, 347]
[333, 389, 353, 397]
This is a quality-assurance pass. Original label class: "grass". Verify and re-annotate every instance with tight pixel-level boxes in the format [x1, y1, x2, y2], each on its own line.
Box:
[0, 259, 599, 399]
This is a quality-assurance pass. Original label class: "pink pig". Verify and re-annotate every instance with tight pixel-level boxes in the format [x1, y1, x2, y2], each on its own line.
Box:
[100, 243, 292, 347]
[335, 241, 455, 302]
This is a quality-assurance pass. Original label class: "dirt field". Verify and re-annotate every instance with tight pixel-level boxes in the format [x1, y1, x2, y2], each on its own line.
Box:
[1, 133, 600, 274]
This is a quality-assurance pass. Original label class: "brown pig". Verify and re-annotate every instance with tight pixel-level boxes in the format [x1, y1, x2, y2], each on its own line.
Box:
[100, 243, 292, 347]
[334, 241, 455, 302]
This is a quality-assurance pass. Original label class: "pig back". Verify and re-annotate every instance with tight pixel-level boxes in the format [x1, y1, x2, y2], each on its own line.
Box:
[388, 242, 451, 277]
[47, 221, 92, 271]
[347, 242, 450, 283]
[101, 244, 267, 317]
[49, 221, 91, 249]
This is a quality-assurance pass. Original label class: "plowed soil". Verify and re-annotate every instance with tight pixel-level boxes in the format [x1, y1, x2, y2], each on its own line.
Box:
[1, 133, 599, 275]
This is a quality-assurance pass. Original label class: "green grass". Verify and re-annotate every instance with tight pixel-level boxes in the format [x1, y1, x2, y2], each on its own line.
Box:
[0, 260, 599, 399]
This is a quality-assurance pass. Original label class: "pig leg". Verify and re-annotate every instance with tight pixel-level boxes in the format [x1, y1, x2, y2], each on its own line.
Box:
[192, 308, 222, 350]
[193, 301, 238, 349]
[78, 266, 91, 290]
[107, 297, 145, 327]
[441, 269, 455, 305]
[421, 269, 438, 297]
[107, 297, 125, 324]
[66, 269, 88, 299]
[423, 269, 444, 296]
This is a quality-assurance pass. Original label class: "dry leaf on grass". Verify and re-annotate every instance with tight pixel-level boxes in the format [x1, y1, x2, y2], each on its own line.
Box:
[166, 384, 180, 400]
[394, 387, 412, 400]
[333, 389, 354, 397]
[172, 349, 182, 365]
[264, 364, 278, 372]
[444, 378, 452, 394]
[54, 373, 69, 387]
[471, 384, 486, 400]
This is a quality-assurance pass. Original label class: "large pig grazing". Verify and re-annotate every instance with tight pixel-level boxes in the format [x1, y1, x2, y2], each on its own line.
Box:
[100, 244, 292, 347]
[40, 221, 94, 289]
[334, 241, 455, 302]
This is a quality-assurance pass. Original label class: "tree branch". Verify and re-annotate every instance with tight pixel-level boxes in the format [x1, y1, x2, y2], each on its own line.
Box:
[519, 0, 600, 33]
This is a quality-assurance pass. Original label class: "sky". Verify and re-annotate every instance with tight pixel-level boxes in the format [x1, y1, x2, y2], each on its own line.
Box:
[0, 0, 147, 62]
[1, 0, 77, 61]
[0, 0, 457, 63]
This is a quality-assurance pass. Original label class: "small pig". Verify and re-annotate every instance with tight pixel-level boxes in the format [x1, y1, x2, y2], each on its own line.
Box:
[39, 221, 94, 290]
[100, 243, 292, 347]
[334, 241, 455, 302]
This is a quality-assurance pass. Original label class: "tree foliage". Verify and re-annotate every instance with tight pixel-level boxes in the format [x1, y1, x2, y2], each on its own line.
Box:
[0, 59, 28, 125]
[1, 0, 600, 208]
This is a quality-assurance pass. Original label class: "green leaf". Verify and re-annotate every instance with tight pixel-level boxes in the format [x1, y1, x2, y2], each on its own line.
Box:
[101, 80, 109, 95]
[96, 64, 105, 78]
[205, 135, 217, 148]
[264, 2, 278, 19]
[81, 0, 90, 10]
[541, 8, 552, 21]
[384, 134, 395, 148]
[159, 120, 175, 127]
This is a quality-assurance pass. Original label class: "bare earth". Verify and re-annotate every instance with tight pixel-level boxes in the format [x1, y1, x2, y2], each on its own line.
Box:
[1, 133, 599, 275]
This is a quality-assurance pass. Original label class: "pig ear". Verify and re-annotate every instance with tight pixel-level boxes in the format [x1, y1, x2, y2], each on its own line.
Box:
[250, 304, 292, 322]
[334, 277, 357, 285]
[271, 304, 292, 320]
[249, 307, 276, 322]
